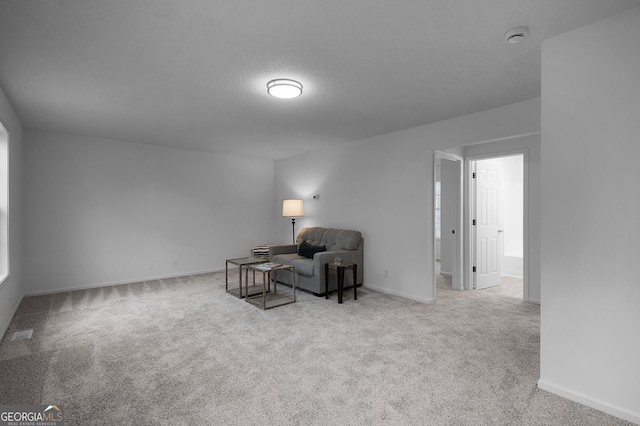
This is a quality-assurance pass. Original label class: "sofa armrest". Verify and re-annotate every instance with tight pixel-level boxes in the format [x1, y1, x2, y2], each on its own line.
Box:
[269, 244, 297, 259]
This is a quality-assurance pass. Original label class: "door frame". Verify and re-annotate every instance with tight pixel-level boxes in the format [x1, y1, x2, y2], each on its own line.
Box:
[433, 151, 464, 297]
[465, 149, 529, 298]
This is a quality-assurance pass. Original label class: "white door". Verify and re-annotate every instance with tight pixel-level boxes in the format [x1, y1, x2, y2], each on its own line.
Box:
[475, 160, 502, 290]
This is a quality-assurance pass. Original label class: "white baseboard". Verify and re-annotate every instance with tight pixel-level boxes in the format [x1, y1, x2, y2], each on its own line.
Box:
[503, 255, 523, 277]
[362, 283, 434, 304]
[24, 267, 226, 297]
[538, 379, 640, 424]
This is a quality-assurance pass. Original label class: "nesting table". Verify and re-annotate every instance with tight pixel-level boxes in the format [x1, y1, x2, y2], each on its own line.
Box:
[225, 257, 268, 298]
[246, 264, 296, 310]
[325, 261, 357, 304]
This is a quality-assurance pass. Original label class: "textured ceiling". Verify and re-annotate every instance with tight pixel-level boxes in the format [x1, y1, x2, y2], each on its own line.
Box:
[0, 0, 638, 159]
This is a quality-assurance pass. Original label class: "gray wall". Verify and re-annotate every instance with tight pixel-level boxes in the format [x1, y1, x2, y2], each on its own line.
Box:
[540, 6, 640, 423]
[23, 129, 276, 294]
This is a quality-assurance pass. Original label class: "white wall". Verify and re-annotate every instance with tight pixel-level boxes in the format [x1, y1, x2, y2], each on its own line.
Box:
[540, 7, 640, 423]
[439, 158, 456, 274]
[0, 85, 24, 338]
[500, 156, 523, 259]
[501, 155, 524, 277]
[24, 130, 275, 294]
[274, 97, 540, 303]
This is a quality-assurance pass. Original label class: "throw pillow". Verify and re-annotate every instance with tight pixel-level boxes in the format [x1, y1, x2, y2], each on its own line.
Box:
[298, 241, 326, 259]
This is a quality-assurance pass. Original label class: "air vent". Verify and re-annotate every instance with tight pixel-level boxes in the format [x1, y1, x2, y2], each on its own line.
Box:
[11, 329, 33, 341]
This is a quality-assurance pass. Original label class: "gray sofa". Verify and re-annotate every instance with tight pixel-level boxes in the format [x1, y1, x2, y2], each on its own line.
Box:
[269, 227, 363, 296]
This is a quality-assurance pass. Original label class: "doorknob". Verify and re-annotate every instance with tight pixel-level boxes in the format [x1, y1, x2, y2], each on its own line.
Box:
[498, 230, 504, 233]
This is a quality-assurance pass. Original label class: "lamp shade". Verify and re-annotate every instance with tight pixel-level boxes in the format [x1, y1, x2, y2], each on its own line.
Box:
[282, 199, 304, 217]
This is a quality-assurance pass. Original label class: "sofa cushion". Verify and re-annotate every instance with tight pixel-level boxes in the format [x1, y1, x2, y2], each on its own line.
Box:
[296, 227, 328, 247]
[298, 241, 326, 259]
[323, 229, 362, 251]
[272, 253, 301, 265]
[271, 253, 314, 277]
[290, 258, 314, 277]
[296, 227, 362, 251]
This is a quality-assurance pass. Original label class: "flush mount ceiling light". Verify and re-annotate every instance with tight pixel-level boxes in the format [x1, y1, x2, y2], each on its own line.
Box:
[267, 79, 303, 99]
[504, 26, 529, 44]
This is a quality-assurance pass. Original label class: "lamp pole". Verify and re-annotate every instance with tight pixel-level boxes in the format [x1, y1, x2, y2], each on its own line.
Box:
[282, 199, 304, 245]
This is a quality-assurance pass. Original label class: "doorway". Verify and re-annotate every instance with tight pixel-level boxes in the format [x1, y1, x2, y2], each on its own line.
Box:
[470, 154, 524, 298]
[434, 148, 531, 302]
[434, 152, 463, 296]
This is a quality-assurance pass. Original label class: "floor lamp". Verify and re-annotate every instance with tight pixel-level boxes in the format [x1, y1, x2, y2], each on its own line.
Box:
[282, 199, 304, 244]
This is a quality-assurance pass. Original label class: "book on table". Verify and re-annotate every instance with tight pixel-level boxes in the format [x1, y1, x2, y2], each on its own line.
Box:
[255, 262, 282, 271]
[252, 243, 277, 257]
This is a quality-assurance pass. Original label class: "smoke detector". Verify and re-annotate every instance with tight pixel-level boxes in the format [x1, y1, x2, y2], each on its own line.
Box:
[504, 27, 528, 44]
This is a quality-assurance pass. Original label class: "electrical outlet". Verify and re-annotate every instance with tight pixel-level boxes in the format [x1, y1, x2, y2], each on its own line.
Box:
[147, 261, 154, 270]
[384, 269, 389, 278]
[172, 259, 178, 267]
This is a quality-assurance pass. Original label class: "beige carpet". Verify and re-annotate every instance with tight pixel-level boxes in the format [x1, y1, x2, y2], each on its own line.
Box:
[0, 272, 632, 425]
[436, 263, 524, 300]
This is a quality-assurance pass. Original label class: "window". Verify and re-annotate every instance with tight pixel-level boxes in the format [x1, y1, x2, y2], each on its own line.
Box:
[0, 120, 8, 285]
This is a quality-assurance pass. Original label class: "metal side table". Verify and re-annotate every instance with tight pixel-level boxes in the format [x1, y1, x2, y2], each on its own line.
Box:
[225, 257, 268, 298]
[325, 262, 357, 304]
[246, 264, 296, 310]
